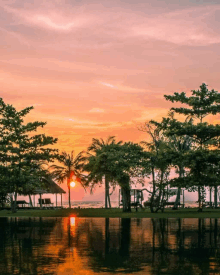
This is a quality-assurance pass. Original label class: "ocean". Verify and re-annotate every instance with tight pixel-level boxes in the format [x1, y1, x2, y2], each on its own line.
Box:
[62, 200, 198, 208]
[63, 200, 119, 208]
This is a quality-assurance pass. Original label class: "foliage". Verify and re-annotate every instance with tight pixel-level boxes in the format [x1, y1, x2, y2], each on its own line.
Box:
[84, 136, 123, 209]
[50, 151, 86, 208]
[149, 115, 195, 209]
[164, 83, 220, 121]
[0, 98, 58, 211]
[84, 137, 148, 212]
[140, 122, 171, 213]
[164, 83, 220, 210]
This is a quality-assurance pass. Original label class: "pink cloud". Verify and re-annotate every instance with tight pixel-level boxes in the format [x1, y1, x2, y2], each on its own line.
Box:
[1, 0, 220, 201]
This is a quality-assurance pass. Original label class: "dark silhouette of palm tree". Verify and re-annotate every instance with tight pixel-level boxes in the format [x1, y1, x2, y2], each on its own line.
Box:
[85, 136, 122, 209]
[50, 151, 85, 208]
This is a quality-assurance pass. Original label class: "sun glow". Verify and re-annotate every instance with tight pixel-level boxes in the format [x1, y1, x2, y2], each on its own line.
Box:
[70, 181, 75, 188]
[70, 217, 75, 227]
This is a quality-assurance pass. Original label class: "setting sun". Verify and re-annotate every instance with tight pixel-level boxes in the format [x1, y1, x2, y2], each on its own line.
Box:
[70, 181, 75, 188]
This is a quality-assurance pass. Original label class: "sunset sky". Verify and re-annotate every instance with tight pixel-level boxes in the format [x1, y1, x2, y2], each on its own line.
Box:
[1, 0, 220, 202]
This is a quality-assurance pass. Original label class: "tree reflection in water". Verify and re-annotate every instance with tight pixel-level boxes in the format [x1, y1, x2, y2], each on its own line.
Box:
[1, 217, 220, 274]
[0, 217, 66, 275]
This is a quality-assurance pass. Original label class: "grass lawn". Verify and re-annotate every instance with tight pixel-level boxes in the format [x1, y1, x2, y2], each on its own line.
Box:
[1, 207, 220, 218]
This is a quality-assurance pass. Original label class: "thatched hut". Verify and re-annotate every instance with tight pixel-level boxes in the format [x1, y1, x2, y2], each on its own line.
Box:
[22, 176, 66, 208]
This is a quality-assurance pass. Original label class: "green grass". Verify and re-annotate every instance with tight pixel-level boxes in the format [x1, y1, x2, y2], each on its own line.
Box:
[1, 207, 220, 218]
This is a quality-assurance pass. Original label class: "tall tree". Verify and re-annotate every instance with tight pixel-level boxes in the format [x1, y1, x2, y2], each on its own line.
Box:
[110, 142, 148, 212]
[164, 83, 220, 211]
[169, 135, 193, 209]
[140, 122, 171, 213]
[84, 139, 147, 212]
[84, 136, 122, 209]
[50, 151, 86, 208]
[150, 115, 194, 210]
[0, 165, 10, 209]
[0, 98, 58, 212]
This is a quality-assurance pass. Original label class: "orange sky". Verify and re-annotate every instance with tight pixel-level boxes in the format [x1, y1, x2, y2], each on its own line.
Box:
[1, 0, 220, 202]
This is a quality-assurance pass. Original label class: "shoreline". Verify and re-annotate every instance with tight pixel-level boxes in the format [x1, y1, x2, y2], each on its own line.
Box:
[1, 208, 220, 218]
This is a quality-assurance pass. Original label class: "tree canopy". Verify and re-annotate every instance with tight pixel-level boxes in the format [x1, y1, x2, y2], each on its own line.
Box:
[163, 84, 220, 210]
[0, 98, 58, 211]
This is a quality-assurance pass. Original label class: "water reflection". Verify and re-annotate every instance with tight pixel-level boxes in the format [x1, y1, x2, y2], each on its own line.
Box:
[1, 217, 220, 274]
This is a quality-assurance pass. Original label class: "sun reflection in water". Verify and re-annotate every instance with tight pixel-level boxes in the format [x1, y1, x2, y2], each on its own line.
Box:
[70, 217, 75, 227]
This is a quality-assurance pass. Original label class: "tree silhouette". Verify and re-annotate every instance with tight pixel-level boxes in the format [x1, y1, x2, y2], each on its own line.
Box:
[164, 84, 220, 211]
[84, 136, 122, 209]
[50, 151, 86, 208]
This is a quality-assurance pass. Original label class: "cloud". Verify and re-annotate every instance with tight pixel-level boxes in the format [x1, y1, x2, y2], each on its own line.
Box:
[1, 1, 220, 155]
[134, 108, 169, 123]
[32, 15, 76, 31]
[2, 1, 220, 51]
[100, 82, 117, 89]
[100, 81, 147, 93]
[2, 4, 92, 33]
[131, 5, 220, 46]
[0, 26, 30, 46]
[89, 108, 105, 113]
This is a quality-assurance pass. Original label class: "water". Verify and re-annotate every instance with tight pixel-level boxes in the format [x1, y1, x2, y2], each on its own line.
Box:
[64, 200, 197, 208]
[1, 217, 220, 274]
[64, 200, 120, 208]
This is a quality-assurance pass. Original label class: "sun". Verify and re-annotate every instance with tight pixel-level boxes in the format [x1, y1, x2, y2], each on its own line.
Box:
[70, 181, 75, 188]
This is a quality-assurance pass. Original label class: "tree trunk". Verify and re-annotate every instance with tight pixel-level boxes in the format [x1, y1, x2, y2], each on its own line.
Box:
[105, 175, 111, 209]
[149, 168, 165, 213]
[153, 171, 164, 213]
[12, 190, 17, 213]
[198, 186, 202, 212]
[68, 187, 71, 208]
[173, 188, 181, 210]
[173, 168, 184, 210]
[40, 193, 42, 209]
[0, 195, 3, 209]
[150, 167, 156, 213]
[159, 173, 165, 213]
[214, 186, 218, 209]
[29, 194, 33, 207]
[67, 178, 71, 208]
[10, 194, 13, 211]
[121, 187, 131, 212]
[107, 192, 111, 208]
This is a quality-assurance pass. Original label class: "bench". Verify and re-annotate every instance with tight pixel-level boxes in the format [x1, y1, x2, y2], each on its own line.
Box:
[131, 202, 144, 210]
[44, 198, 54, 207]
[144, 201, 184, 208]
[119, 202, 143, 212]
[37, 198, 54, 208]
[203, 202, 220, 208]
[13, 200, 29, 208]
[164, 202, 185, 208]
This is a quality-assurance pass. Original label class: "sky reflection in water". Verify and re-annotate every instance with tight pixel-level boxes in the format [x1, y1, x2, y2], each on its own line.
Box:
[0, 217, 220, 274]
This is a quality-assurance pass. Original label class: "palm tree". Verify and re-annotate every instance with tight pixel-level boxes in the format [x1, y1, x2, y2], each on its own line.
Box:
[85, 136, 122, 209]
[50, 151, 85, 208]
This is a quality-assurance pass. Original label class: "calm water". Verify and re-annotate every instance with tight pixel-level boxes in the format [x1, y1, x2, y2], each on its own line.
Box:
[1, 218, 220, 274]
[63, 200, 198, 208]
